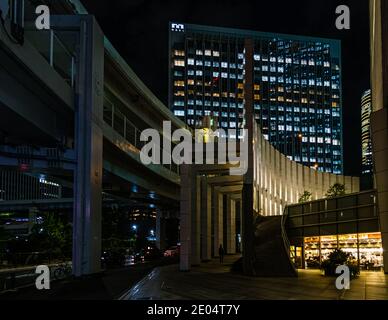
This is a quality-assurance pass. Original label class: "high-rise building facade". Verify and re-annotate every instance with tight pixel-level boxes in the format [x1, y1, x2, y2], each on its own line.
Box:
[169, 23, 343, 174]
[361, 89, 373, 174]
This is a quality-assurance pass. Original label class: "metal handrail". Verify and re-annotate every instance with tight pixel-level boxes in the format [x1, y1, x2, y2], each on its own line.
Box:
[104, 102, 180, 175]
[23, 27, 76, 88]
[281, 206, 297, 274]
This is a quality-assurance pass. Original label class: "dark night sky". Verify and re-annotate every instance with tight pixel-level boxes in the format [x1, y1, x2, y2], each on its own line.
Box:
[80, 0, 370, 176]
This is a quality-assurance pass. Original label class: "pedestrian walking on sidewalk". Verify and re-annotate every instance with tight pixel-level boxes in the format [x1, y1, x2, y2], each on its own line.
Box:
[219, 244, 225, 264]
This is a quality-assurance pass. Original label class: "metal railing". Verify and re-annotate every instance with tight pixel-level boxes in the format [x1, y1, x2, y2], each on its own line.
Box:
[24, 28, 76, 87]
[2, 0, 77, 87]
[103, 99, 180, 175]
[285, 190, 377, 232]
[0, 261, 72, 293]
[281, 207, 297, 274]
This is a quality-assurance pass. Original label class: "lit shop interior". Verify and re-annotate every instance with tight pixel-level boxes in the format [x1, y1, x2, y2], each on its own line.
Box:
[285, 191, 383, 271]
[300, 232, 383, 270]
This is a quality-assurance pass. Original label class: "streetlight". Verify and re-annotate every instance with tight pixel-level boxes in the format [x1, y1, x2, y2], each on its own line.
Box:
[132, 224, 137, 231]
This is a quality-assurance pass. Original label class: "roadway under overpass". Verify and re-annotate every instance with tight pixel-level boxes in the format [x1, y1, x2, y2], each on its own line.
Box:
[0, 1, 186, 275]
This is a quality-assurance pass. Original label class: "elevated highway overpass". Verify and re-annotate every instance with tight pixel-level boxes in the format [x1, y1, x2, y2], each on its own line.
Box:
[0, 0, 186, 275]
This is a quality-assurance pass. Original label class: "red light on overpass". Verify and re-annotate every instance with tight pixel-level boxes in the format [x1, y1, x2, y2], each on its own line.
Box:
[19, 163, 30, 171]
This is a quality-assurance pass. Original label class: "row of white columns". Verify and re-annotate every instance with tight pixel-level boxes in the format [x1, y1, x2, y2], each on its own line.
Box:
[180, 165, 243, 271]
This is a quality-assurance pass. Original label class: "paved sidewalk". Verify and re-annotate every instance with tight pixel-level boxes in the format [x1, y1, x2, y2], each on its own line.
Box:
[122, 255, 388, 300]
[0, 258, 178, 300]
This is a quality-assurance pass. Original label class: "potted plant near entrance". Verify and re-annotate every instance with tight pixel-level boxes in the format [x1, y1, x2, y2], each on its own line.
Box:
[320, 248, 359, 279]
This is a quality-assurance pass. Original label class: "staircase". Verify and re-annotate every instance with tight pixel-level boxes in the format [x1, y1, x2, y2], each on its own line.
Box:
[250, 215, 297, 277]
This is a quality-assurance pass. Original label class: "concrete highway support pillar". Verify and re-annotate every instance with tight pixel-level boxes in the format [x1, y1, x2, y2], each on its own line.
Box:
[213, 187, 223, 257]
[179, 166, 202, 269]
[239, 200, 243, 252]
[179, 164, 192, 271]
[226, 195, 236, 254]
[192, 175, 201, 265]
[72, 16, 104, 276]
[200, 176, 212, 261]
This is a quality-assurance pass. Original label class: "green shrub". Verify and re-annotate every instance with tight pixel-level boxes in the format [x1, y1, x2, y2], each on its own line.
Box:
[320, 248, 359, 279]
[298, 191, 312, 203]
[325, 183, 346, 198]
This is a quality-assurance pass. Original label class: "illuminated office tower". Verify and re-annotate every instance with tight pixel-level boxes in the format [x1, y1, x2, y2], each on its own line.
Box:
[169, 23, 343, 173]
[361, 89, 373, 175]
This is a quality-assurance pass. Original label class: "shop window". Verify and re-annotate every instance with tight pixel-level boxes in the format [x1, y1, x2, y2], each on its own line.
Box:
[358, 233, 383, 269]
[304, 237, 320, 268]
[319, 234, 337, 258]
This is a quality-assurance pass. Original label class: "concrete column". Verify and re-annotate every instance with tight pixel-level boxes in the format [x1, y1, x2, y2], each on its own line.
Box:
[191, 175, 201, 265]
[156, 210, 166, 251]
[73, 17, 104, 276]
[179, 164, 192, 271]
[226, 196, 236, 254]
[213, 188, 223, 257]
[200, 177, 212, 261]
[370, 0, 388, 274]
[239, 200, 243, 252]
[371, 110, 388, 273]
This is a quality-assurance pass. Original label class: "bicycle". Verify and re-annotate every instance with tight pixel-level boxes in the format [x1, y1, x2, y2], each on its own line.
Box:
[52, 262, 72, 280]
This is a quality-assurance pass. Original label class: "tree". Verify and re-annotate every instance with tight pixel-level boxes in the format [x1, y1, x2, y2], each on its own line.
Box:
[321, 248, 359, 278]
[29, 212, 71, 261]
[325, 183, 346, 198]
[298, 191, 312, 203]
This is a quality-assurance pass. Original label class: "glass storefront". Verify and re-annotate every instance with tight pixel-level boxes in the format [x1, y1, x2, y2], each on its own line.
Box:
[304, 232, 383, 270]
